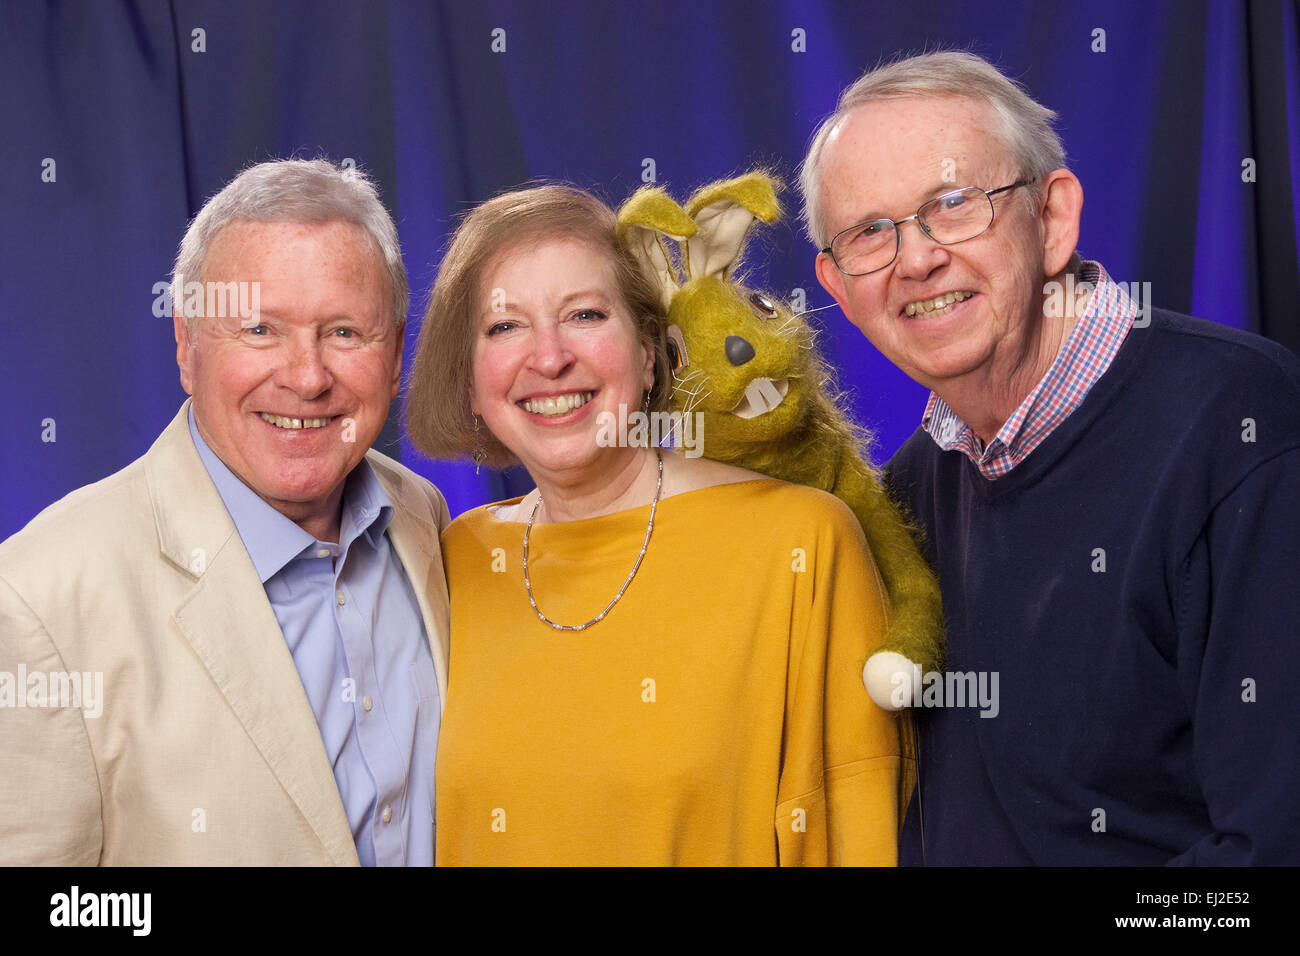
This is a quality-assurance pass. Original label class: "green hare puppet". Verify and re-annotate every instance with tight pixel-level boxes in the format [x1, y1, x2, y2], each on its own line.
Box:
[616, 172, 944, 710]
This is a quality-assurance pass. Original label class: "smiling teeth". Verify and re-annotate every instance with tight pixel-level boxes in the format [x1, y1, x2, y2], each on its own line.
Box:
[522, 392, 594, 416]
[905, 290, 974, 317]
[260, 413, 332, 429]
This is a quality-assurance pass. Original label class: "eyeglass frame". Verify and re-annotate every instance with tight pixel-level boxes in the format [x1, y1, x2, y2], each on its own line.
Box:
[821, 179, 1033, 276]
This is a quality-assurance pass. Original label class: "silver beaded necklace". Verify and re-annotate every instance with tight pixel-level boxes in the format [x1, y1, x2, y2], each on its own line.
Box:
[522, 449, 663, 631]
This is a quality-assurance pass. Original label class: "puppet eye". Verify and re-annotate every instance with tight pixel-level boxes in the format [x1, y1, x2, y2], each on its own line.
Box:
[748, 291, 779, 320]
[666, 325, 690, 378]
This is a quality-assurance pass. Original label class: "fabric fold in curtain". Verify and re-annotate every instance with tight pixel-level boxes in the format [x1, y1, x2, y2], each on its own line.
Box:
[1, 0, 1296, 536]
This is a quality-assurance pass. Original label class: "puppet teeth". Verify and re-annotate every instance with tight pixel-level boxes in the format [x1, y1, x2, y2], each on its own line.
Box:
[731, 378, 790, 419]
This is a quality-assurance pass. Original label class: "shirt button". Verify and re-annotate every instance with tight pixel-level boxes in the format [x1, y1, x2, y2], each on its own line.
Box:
[316, 548, 330, 558]
[336, 590, 345, 606]
[362, 695, 373, 712]
[382, 805, 392, 824]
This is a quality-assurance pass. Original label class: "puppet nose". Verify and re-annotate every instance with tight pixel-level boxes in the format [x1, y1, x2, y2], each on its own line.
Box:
[725, 335, 755, 366]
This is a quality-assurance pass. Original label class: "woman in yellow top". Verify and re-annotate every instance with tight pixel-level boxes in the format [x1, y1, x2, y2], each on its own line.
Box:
[407, 184, 910, 865]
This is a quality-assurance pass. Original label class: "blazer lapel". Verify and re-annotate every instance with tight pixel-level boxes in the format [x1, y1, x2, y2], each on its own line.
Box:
[369, 454, 451, 705]
[147, 402, 359, 866]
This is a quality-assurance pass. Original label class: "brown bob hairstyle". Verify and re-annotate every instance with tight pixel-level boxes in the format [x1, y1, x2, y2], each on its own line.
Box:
[406, 183, 673, 470]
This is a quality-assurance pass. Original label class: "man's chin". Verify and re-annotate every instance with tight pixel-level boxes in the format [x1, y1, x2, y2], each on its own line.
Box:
[243, 465, 354, 519]
[901, 342, 995, 389]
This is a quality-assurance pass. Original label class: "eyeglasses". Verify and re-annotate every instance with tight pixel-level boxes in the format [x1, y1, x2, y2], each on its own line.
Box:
[822, 180, 1031, 276]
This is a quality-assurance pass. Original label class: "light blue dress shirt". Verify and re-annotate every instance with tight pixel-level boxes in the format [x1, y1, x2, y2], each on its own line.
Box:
[189, 408, 438, 865]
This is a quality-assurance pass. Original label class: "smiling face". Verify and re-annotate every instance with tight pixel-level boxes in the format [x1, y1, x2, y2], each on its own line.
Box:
[175, 219, 401, 538]
[469, 236, 654, 485]
[814, 95, 1052, 393]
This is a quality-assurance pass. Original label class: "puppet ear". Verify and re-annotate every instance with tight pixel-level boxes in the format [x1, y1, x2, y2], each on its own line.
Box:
[683, 173, 781, 281]
[616, 187, 697, 311]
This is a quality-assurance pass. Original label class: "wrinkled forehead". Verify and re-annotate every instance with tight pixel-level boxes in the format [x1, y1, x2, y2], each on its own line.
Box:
[830, 94, 1008, 159]
[204, 218, 386, 278]
[191, 220, 391, 330]
[821, 96, 1016, 220]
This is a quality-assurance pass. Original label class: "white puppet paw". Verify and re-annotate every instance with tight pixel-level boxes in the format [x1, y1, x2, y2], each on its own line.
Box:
[863, 651, 922, 711]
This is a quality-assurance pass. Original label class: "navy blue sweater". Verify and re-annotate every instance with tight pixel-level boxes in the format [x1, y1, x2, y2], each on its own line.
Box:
[887, 309, 1300, 865]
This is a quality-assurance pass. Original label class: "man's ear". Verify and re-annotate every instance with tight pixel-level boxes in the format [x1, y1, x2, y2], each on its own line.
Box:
[814, 250, 852, 318]
[390, 320, 405, 400]
[1037, 169, 1084, 277]
[173, 310, 195, 395]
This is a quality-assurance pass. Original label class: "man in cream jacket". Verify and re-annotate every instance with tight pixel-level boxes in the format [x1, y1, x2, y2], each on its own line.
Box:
[0, 159, 450, 866]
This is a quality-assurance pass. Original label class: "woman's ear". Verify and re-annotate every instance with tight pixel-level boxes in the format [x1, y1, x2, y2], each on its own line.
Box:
[1037, 169, 1084, 278]
[640, 333, 656, 392]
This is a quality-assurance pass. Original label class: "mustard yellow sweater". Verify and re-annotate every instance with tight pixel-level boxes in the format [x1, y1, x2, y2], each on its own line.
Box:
[435, 478, 912, 865]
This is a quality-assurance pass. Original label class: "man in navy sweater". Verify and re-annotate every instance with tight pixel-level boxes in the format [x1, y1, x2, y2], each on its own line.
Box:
[802, 51, 1300, 864]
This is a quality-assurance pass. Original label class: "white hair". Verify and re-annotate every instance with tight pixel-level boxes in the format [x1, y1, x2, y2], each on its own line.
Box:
[171, 158, 408, 329]
[799, 51, 1068, 249]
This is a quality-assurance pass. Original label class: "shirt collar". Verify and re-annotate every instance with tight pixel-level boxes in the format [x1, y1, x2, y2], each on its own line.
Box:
[187, 405, 393, 582]
[922, 261, 1136, 470]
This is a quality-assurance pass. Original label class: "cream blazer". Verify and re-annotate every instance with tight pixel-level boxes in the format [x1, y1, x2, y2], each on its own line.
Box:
[0, 402, 450, 865]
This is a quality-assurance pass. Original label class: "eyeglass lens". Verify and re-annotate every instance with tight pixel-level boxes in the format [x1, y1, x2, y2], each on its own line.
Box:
[831, 187, 996, 275]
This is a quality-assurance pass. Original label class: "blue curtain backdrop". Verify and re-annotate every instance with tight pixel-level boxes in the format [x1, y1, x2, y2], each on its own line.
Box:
[2, 0, 1297, 537]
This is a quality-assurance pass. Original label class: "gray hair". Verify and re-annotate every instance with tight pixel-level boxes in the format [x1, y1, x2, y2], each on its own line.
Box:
[799, 51, 1068, 249]
[171, 158, 408, 329]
